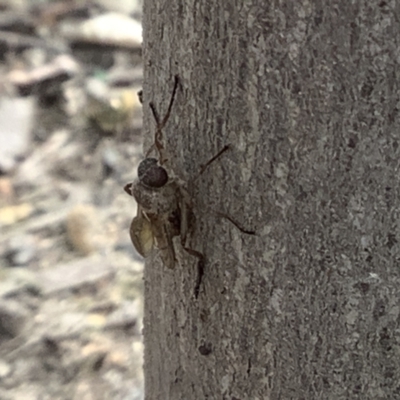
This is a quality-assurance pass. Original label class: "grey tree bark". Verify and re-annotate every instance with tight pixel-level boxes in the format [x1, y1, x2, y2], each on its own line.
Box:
[141, 1, 400, 399]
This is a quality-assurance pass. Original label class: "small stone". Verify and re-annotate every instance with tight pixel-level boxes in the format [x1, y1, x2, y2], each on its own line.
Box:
[5, 234, 37, 266]
[0, 359, 11, 378]
[0, 300, 29, 341]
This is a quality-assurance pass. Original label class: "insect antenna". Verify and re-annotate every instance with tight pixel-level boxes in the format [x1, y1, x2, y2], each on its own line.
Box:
[146, 75, 180, 164]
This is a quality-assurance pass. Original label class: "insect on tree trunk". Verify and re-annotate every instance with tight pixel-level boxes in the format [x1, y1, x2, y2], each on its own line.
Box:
[141, 1, 400, 399]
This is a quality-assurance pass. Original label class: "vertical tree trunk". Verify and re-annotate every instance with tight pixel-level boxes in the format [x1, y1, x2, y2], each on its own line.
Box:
[142, 1, 400, 398]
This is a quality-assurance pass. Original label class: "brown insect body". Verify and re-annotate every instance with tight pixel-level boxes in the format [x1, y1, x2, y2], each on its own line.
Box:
[131, 178, 180, 216]
[129, 176, 186, 269]
[125, 173, 193, 269]
[125, 75, 239, 296]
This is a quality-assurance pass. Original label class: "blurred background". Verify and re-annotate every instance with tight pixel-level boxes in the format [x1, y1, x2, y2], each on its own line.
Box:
[0, 0, 146, 399]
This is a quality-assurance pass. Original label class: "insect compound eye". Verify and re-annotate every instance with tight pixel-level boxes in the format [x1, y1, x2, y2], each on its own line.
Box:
[137, 157, 168, 188]
[137, 158, 157, 179]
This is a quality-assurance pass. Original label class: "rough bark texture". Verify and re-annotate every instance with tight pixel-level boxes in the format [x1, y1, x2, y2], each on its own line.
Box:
[142, 1, 400, 399]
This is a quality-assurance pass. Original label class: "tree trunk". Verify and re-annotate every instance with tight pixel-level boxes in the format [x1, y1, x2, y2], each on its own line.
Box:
[142, 1, 400, 399]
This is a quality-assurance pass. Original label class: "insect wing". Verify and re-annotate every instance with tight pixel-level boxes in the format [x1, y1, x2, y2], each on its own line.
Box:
[130, 210, 154, 257]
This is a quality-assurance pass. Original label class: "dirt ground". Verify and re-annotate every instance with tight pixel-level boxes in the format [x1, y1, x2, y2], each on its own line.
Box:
[0, 1, 146, 399]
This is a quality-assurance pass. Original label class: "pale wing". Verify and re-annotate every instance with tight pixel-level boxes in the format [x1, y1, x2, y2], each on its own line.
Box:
[129, 209, 154, 257]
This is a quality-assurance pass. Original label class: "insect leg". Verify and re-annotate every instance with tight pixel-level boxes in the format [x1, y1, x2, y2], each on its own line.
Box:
[214, 211, 256, 235]
[198, 144, 231, 176]
[177, 193, 205, 298]
[193, 145, 257, 236]
[180, 238, 205, 299]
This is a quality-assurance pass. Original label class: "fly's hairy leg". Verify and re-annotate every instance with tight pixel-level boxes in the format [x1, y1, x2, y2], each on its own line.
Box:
[197, 144, 231, 177]
[196, 146, 257, 236]
[175, 191, 205, 298]
[181, 240, 204, 299]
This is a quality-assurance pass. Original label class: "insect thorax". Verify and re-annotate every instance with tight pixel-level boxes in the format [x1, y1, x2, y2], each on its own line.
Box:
[131, 180, 179, 215]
